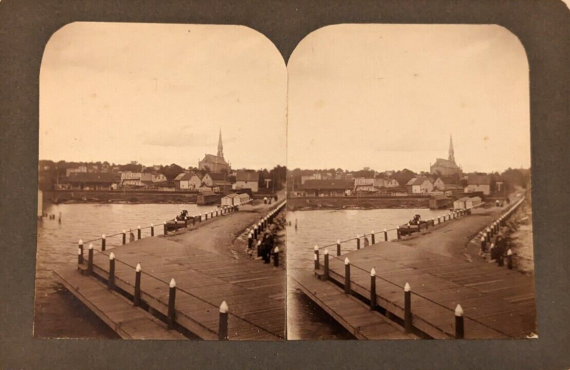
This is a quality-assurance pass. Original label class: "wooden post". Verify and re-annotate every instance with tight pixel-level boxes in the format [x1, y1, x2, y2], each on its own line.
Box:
[344, 258, 351, 294]
[481, 236, 486, 253]
[122, 230, 126, 245]
[336, 240, 341, 256]
[397, 226, 401, 240]
[192, 216, 196, 226]
[273, 247, 280, 267]
[437, 216, 440, 224]
[371, 231, 375, 244]
[108, 253, 115, 290]
[137, 226, 141, 240]
[163, 221, 167, 235]
[87, 243, 94, 275]
[151, 223, 154, 236]
[384, 228, 388, 241]
[184, 216, 188, 228]
[218, 301, 229, 340]
[455, 304, 464, 339]
[370, 268, 376, 310]
[324, 249, 329, 280]
[404, 282, 412, 333]
[356, 235, 361, 250]
[507, 249, 513, 269]
[248, 232, 253, 249]
[167, 279, 176, 330]
[314, 245, 319, 270]
[101, 234, 106, 251]
[78, 239, 84, 264]
[133, 263, 142, 307]
[199, 214, 202, 222]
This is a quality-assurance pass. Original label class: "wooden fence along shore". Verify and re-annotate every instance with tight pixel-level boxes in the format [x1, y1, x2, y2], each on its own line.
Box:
[293, 196, 536, 340]
[56, 200, 287, 340]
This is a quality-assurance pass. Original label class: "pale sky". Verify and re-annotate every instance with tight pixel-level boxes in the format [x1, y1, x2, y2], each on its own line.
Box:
[287, 24, 531, 173]
[40, 22, 287, 169]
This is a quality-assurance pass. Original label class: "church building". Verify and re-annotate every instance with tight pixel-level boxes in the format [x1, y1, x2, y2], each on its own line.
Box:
[199, 129, 230, 173]
[430, 135, 462, 176]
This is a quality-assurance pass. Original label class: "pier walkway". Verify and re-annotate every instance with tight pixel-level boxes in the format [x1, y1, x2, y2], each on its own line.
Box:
[298, 197, 536, 339]
[56, 200, 286, 340]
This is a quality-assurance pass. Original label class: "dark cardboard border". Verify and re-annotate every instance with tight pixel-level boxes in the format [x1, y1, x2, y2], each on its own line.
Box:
[1, 0, 570, 369]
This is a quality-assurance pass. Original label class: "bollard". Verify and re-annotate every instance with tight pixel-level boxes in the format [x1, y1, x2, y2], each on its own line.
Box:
[102, 234, 106, 251]
[506, 249, 513, 269]
[151, 223, 155, 236]
[437, 216, 440, 224]
[122, 230, 126, 245]
[404, 282, 412, 333]
[324, 249, 329, 280]
[164, 221, 167, 235]
[344, 258, 351, 294]
[78, 239, 84, 264]
[371, 231, 375, 244]
[384, 228, 388, 241]
[138, 226, 142, 240]
[397, 226, 401, 240]
[314, 245, 320, 270]
[134, 263, 142, 307]
[192, 216, 196, 226]
[199, 214, 202, 222]
[370, 268, 377, 310]
[336, 240, 341, 256]
[218, 301, 229, 340]
[455, 304, 464, 339]
[273, 247, 280, 267]
[108, 253, 115, 290]
[88, 243, 94, 275]
[257, 240, 262, 257]
[356, 235, 361, 250]
[167, 279, 176, 330]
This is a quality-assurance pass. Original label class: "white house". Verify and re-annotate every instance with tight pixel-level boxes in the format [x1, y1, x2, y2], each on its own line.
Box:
[465, 174, 491, 195]
[384, 178, 399, 188]
[354, 178, 375, 192]
[406, 177, 434, 194]
[233, 170, 259, 193]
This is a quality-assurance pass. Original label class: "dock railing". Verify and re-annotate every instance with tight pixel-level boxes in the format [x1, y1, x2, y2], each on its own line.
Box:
[312, 196, 528, 339]
[75, 198, 280, 340]
[245, 201, 287, 266]
[315, 203, 484, 257]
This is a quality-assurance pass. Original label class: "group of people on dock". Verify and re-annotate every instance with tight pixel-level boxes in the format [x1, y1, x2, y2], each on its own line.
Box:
[258, 226, 276, 263]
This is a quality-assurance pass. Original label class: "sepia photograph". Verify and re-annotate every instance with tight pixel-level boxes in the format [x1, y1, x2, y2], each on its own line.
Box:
[286, 24, 535, 340]
[36, 22, 537, 342]
[36, 22, 287, 340]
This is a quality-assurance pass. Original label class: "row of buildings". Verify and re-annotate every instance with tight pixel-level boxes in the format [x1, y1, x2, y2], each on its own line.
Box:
[290, 173, 492, 198]
[52, 130, 263, 194]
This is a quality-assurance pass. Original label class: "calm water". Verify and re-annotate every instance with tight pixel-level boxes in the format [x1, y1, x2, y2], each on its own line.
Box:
[36, 203, 217, 338]
[286, 208, 450, 340]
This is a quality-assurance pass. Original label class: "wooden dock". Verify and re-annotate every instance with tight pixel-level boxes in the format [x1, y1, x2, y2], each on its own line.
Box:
[56, 201, 286, 340]
[297, 198, 536, 339]
[292, 272, 416, 339]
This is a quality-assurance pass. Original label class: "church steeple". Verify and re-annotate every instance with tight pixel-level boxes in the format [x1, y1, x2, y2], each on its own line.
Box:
[217, 128, 224, 159]
[448, 134, 455, 163]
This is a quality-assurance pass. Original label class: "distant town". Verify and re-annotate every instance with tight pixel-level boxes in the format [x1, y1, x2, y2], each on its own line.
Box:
[287, 136, 531, 206]
[38, 130, 286, 197]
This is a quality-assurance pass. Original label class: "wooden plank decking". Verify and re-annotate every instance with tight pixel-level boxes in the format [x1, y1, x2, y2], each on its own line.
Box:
[322, 242, 535, 339]
[292, 272, 416, 340]
[55, 268, 187, 340]
[58, 235, 286, 340]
